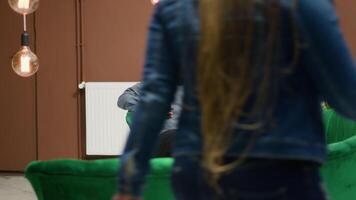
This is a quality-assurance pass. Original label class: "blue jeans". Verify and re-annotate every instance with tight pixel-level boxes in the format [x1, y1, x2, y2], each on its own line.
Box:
[171, 156, 329, 200]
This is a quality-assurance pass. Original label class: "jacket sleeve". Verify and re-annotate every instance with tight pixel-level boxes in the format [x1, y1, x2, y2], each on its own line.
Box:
[298, 0, 356, 120]
[117, 83, 142, 111]
[117, 2, 179, 197]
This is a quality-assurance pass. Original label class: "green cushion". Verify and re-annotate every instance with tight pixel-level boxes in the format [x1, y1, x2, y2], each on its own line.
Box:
[25, 158, 174, 200]
[323, 109, 356, 144]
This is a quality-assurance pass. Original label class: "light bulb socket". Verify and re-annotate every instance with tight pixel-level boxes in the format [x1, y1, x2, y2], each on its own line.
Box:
[21, 31, 30, 46]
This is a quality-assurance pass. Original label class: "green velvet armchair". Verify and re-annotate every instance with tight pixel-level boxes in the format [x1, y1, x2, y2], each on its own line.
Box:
[25, 109, 356, 200]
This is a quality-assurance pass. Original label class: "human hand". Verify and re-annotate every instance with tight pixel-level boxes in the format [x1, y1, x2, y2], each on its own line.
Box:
[167, 111, 173, 119]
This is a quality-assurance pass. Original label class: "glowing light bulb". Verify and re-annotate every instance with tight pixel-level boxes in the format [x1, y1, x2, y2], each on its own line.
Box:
[12, 46, 39, 77]
[8, 0, 39, 15]
[151, 0, 159, 5]
[18, 0, 30, 9]
[20, 55, 31, 73]
[11, 32, 39, 77]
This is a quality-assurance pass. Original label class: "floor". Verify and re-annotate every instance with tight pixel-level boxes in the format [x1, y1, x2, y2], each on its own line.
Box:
[0, 174, 36, 200]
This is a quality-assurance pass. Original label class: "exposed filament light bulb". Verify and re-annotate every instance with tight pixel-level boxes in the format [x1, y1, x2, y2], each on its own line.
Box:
[12, 46, 39, 77]
[11, 32, 39, 77]
[8, 0, 39, 15]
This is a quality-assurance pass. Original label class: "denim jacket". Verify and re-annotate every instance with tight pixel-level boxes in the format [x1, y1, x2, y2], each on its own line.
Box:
[118, 0, 356, 196]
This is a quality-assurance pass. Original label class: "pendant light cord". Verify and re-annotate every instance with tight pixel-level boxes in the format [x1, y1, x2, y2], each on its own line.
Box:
[23, 14, 27, 31]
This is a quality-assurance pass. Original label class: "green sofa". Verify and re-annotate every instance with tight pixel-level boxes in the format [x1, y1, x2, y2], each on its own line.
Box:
[321, 109, 356, 200]
[26, 158, 174, 200]
[25, 109, 356, 200]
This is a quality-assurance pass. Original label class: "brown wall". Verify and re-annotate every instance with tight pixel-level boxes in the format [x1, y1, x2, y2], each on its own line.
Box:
[34, 0, 152, 161]
[0, 1, 37, 171]
[0, 1, 152, 171]
[336, 0, 356, 56]
[0, 1, 355, 171]
[82, 1, 152, 81]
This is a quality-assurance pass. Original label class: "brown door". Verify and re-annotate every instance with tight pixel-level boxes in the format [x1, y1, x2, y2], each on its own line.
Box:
[35, 0, 81, 161]
[0, 2, 37, 171]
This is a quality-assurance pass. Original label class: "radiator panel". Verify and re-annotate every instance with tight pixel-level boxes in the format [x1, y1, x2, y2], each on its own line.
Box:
[85, 82, 137, 155]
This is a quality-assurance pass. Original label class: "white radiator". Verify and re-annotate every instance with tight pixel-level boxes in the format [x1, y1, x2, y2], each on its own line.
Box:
[83, 82, 138, 156]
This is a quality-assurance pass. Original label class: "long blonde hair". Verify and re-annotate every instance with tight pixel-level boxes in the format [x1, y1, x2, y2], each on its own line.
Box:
[198, 0, 299, 188]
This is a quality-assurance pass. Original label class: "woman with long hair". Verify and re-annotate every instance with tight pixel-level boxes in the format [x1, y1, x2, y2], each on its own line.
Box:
[115, 0, 356, 199]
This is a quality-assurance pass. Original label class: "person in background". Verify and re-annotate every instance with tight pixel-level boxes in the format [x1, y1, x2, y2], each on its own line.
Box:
[115, 0, 356, 199]
[117, 82, 183, 157]
[117, 82, 182, 131]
